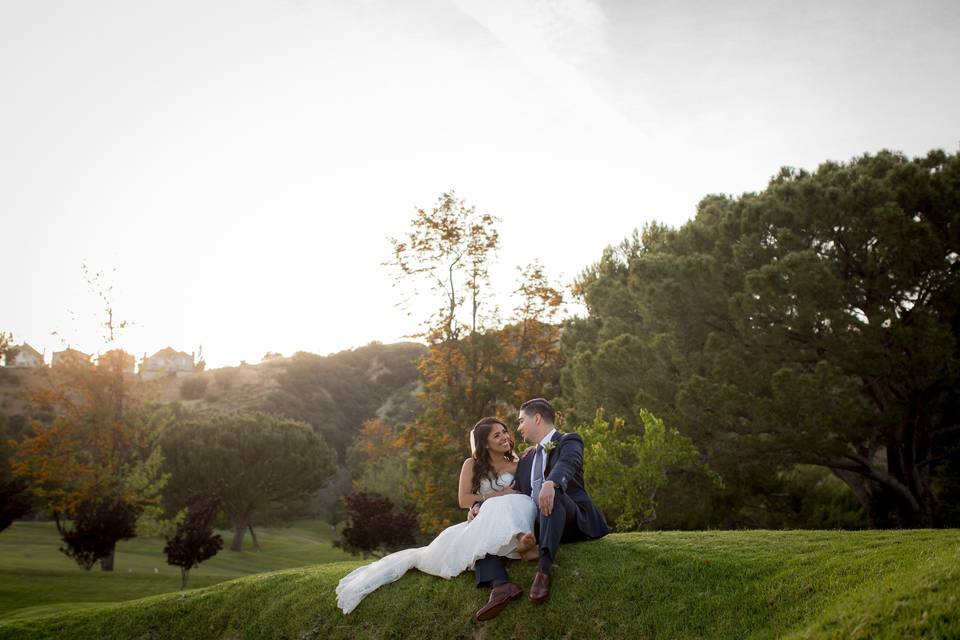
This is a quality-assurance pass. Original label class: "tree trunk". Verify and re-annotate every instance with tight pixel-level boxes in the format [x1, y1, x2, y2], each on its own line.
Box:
[831, 464, 934, 528]
[100, 544, 116, 571]
[917, 491, 936, 528]
[830, 467, 893, 527]
[900, 479, 936, 528]
[230, 517, 247, 551]
[180, 567, 189, 590]
[248, 524, 261, 551]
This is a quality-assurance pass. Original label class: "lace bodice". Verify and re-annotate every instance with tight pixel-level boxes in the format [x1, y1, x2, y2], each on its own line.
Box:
[479, 472, 515, 497]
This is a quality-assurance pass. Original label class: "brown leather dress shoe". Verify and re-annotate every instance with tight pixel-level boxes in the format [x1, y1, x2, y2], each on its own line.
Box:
[529, 571, 550, 604]
[475, 582, 522, 621]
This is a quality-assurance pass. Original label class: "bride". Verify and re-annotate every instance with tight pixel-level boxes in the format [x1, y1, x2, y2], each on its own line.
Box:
[336, 417, 538, 614]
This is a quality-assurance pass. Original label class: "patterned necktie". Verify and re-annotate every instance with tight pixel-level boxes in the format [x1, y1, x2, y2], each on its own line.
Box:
[531, 444, 544, 501]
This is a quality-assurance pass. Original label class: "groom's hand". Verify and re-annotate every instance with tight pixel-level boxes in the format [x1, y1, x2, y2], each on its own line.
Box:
[538, 481, 556, 516]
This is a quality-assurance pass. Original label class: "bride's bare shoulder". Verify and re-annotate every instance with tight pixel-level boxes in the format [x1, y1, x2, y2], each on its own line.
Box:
[461, 457, 475, 471]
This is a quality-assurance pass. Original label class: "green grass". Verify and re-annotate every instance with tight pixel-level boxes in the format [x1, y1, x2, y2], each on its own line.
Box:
[1, 529, 957, 639]
[0, 519, 354, 619]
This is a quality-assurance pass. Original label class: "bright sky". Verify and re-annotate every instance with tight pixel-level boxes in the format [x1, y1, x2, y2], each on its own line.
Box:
[3, 0, 958, 367]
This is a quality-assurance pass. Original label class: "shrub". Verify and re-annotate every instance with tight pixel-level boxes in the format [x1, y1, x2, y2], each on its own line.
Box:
[59, 496, 140, 570]
[336, 492, 417, 558]
[214, 368, 239, 390]
[164, 484, 224, 589]
[179, 376, 209, 400]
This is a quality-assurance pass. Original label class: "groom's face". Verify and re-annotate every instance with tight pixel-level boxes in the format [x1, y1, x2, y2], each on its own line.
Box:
[517, 410, 539, 444]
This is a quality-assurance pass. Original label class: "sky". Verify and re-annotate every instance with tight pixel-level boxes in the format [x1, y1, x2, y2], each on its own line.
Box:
[2, 0, 958, 368]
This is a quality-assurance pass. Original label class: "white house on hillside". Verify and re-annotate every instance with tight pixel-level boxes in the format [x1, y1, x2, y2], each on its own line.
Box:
[141, 347, 195, 379]
[4, 343, 44, 368]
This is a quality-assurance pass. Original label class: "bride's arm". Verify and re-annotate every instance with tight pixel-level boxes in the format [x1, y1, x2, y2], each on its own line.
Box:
[458, 458, 485, 509]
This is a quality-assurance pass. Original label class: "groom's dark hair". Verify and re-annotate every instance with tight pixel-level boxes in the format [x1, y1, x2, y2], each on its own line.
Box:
[520, 398, 556, 425]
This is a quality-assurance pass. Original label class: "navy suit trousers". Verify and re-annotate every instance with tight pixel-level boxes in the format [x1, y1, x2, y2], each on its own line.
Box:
[474, 493, 583, 587]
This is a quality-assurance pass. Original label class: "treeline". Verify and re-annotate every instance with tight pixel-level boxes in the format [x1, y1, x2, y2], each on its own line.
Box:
[345, 149, 959, 553]
[342, 191, 711, 547]
[2, 148, 958, 571]
[0, 341, 424, 576]
[261, 343, 423, 457]
[564, 149, 959, 529]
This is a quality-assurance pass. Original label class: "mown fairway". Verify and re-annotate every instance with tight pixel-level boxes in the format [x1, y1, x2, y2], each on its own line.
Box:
[0, 519, 354, 621]
[1, 529, 957, 639]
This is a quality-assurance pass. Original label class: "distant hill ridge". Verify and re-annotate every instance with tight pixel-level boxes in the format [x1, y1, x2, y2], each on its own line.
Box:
[0, 342, 426, 456]
[1, 530, 957, 639]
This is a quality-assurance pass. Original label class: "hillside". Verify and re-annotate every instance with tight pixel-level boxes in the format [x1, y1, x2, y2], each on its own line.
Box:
[0, 520, 354, 620]
[0, 341, 425, 457]
[1, 530, 957, 639]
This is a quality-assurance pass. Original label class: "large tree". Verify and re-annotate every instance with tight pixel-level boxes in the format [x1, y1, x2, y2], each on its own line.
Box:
[12, 360, 167, 569]
[564, 149, 959, 528]
[0, 416, 33, 532]
[387, 194, 566, 531]
[160, 411, 336, 551]
[386, 192, 502, 531]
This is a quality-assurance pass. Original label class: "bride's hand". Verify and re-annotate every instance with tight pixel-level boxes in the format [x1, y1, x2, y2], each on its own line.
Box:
[467, 503, 481, 522]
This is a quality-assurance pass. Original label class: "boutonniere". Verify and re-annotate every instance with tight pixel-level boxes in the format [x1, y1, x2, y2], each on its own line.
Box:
[543, 439, 558, 454]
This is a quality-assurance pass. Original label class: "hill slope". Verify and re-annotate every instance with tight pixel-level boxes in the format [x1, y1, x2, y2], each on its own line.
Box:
[1, 530, 957, 639]
[0, 342, 424, 449]
[0, 520, 354, 620]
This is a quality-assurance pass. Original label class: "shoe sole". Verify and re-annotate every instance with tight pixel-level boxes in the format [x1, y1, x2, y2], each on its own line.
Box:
[475, 590, 521, 621]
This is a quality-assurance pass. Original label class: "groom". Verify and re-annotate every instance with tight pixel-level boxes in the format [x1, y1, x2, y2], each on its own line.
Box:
[472, 398, 609, 621]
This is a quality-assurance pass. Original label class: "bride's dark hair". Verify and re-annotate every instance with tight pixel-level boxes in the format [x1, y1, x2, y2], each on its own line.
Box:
[470, 417, 517, 494]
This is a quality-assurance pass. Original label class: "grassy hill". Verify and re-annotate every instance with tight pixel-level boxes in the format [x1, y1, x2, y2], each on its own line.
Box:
[0, 520, 354, 622]
[1, 529, 957, 639]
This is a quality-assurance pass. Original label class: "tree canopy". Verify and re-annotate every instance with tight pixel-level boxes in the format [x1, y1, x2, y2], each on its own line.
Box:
[164, 483, 224, 589]
[12, 362, 168, 569]
[386, 193, 567, 531]
[579, 409, 714, 531]
[0, 415, 32, 532]
[563, 149, 960, 528]
[160, 411, 336, 550]
[262, 342, 423, 458]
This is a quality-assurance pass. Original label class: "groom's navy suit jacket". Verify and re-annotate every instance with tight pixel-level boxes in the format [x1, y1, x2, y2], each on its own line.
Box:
[514, 431, 609, 540]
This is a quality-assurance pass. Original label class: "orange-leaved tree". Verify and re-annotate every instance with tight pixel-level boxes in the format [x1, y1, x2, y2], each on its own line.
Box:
[502, 262, 565, 407]
[386, 194, 566, 532]
[386, 192, 503, 531]
[346, 418, 411, 505]
[12, 358, 167, 571]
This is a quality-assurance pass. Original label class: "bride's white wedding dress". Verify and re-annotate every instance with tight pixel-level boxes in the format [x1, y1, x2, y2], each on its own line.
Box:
[336, 472, 537, 614]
